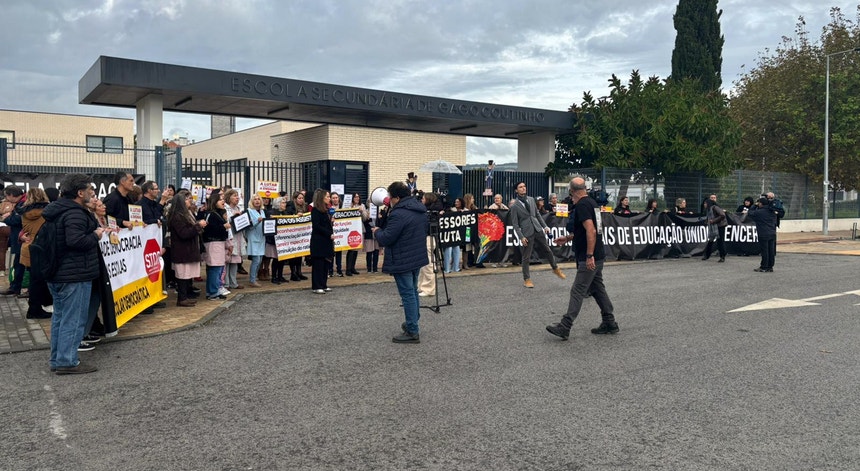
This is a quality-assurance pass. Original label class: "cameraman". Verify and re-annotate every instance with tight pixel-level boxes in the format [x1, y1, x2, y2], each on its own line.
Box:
[418, 192, 444, 297]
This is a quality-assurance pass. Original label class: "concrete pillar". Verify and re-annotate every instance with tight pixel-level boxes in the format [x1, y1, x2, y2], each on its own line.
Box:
[517, 132, 555, 173]
[135, 94, 163, 180]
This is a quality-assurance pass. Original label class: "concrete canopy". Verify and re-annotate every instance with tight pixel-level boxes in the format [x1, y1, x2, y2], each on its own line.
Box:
[79, 56, 576, 140]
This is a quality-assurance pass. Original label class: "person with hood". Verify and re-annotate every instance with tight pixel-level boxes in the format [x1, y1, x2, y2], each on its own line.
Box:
[372, 181, 429, 343]
[43, 173, 104, 375]
[742, 197, 778, 272]
[736, 196, 755, 213]
[702, 199, 728, 263]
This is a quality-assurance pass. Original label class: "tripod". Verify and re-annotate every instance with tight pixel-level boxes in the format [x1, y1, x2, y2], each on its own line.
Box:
[421, 224, 452, 313]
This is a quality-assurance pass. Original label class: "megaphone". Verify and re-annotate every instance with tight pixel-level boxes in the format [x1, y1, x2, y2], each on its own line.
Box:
[370, 187, 389, 206]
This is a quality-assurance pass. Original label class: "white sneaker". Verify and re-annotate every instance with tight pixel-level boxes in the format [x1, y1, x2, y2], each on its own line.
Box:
[42, 305, 53, 313]
[218, 287, 231, 296]
[418, 292, 432, 297]
[313, 289, 325, 294]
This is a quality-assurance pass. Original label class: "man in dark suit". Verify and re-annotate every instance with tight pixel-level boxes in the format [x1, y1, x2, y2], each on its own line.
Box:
[508, 181, 566, 288]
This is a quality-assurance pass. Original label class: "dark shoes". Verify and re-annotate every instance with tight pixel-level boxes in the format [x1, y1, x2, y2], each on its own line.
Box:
[0, 288, 19, 296]
[718, 257, 725, 263]
[753, 268, 773, 273]
[392, 332, 420, 344]
[237, 266, 249, 275]
[545, 323, 570, 340]
[591, 322, 620, 335]
[55, 363, 98, 375]
[177, 299, 197, 307]
[26, 309, 52, 319]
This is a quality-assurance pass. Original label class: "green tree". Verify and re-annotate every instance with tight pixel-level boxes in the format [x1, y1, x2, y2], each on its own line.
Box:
[576, 71, 741, 177]
[729, 7, 860, 191]
[671, 0, 724, 91]
[546, 104, 599, 180]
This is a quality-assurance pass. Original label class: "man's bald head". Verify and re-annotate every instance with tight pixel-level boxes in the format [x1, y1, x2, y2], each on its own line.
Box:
[570, 177, 587, 192]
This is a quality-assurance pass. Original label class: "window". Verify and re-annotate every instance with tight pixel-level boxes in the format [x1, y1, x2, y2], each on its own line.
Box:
[86, 135, 123, 154]
[0, 130, 13, 149]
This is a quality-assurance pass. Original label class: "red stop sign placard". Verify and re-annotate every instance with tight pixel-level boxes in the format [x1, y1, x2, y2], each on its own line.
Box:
[143, 238, 162, 283]
[347, 230, 362, 249]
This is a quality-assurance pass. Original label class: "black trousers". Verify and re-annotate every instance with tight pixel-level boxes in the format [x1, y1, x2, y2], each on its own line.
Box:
[704, 230, 726, 259]
[346, 250, 358, 273]
[759, 237, 776, 270]
[311, 256, 328, 290]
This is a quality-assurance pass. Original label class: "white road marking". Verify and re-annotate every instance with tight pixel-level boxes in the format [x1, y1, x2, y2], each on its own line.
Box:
[802, 293, 848, 301]
[729, 289, 860, 312]
[44, 385, 68, 440]
[727, 298, 819, 312]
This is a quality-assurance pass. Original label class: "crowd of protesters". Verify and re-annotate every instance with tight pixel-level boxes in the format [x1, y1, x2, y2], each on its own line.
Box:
[0, 168, 790, 372]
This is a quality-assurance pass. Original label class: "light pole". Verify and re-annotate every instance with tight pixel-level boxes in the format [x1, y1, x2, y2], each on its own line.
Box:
[823, 47, 860, 235]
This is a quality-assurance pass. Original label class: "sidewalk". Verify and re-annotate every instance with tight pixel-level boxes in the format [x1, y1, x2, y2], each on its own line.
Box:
[2, 230, 858, 355]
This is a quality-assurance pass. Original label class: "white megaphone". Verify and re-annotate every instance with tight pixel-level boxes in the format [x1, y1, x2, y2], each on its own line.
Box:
[370, 187, 389, 206]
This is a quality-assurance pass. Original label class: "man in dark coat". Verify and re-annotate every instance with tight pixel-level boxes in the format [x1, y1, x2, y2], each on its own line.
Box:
[103, 171, 134, 229]
[743, 197, 778, 273]
[42, 174, 104, 375]
[372, 181, 429, 343]
[138, 180, 164, 225]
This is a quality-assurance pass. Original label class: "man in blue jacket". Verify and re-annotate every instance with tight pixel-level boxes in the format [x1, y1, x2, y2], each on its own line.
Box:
[372, 181, 429, 343]
[43, 174, 105, 374]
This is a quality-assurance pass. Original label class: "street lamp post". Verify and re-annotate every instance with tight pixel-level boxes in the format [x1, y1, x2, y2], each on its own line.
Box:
[823, 47, 860, 235]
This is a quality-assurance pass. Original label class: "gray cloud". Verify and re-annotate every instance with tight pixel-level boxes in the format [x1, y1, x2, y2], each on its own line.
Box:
[1, 0, 852, 164]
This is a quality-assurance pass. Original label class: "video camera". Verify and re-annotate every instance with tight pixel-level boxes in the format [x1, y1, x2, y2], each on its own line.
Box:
[588, 188, 609, 205]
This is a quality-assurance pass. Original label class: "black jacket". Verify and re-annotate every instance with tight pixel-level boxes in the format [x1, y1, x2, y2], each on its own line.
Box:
[103, 189, 131, 226]
[138, 196, 164, 225]
[41, 198, 101, 283]
[374, 196, 429, 274]
[310, 208, 334, 258]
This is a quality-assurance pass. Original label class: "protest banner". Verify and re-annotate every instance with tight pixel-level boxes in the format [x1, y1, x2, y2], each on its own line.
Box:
[265, 214, 312, 261]
[332, 208, 364, 252]
[256, 180, 279, 199]
[99, 224, 166, 328]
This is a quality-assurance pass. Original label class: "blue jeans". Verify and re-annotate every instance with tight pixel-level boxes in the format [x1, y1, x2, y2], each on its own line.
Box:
[48, 281, 93, 368]
[443, 246, 460, 273]
[249, 255, 262, 283]
[393, 268, 421, 334]
[206, 265, 223, 297]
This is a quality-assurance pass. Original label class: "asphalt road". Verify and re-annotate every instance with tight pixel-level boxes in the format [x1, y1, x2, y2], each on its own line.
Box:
[2, 253, 858, 470]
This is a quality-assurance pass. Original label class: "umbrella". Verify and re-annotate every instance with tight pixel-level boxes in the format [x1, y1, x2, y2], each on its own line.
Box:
[419, 159, 462, 174]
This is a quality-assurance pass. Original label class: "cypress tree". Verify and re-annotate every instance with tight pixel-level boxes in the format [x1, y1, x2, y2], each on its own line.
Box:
[671, 0, 724, 91]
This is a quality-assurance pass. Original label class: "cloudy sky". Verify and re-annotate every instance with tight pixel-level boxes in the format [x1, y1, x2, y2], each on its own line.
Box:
[1, 0, 855, 164]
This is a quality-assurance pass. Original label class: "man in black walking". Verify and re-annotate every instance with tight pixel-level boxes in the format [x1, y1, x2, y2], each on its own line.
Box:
[546, 177, 617, 340]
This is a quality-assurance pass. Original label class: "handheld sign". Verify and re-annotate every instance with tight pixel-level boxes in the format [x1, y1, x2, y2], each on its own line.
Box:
[128, 204, 143, 226]
[257, 180, 279, 199]
[232, 212, 251, 232]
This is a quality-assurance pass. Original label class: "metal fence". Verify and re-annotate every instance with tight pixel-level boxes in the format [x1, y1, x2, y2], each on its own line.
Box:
[0, 138, 144, 175]
[460, 169, 548, 208]
[3, 139, 857, 219]
[561, 167, 860, 219]
[176, 156, 304, 205]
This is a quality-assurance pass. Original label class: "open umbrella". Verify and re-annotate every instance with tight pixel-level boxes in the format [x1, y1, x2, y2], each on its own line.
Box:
[419, 159, 462, 174]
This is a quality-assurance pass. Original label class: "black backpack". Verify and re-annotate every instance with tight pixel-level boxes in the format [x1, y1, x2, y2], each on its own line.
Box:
[29, 219, 60, 281]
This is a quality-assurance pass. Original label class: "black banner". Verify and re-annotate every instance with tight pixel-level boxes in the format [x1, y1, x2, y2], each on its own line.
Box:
[0, 172, 146, 200]
[466, 210, 761, 264]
